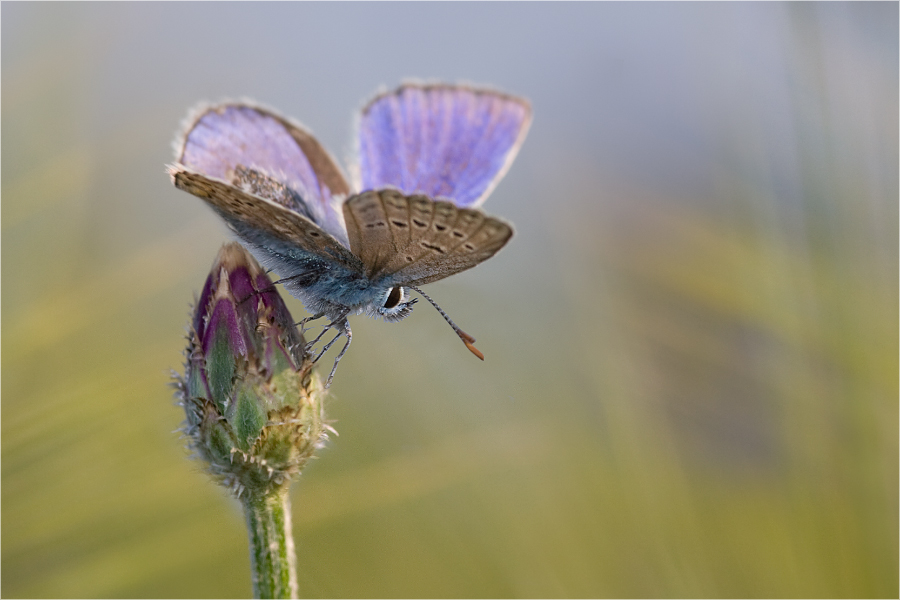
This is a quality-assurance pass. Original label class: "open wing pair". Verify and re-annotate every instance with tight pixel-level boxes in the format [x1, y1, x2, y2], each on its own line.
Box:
[169, 83, 532, 385]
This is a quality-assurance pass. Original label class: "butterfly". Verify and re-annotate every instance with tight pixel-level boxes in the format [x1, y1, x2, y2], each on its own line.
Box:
[168, 82, 532, 387]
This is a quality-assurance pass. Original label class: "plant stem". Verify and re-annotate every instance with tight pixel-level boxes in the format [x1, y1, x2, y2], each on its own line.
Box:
[242, 488, 298, 599]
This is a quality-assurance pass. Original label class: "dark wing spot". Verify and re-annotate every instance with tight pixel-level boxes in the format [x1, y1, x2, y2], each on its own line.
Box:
[452, 231, 465, 238]
[307, 230, 321, 237]
[464, 243, 475, 251]
[421, 242, 446, 254]
[435, 224, 447, 231]
[412, 219, 427, 228]
[391, 220, 408, 228]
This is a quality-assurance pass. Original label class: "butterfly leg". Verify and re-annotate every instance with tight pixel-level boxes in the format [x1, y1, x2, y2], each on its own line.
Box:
[303, 314, 352, 387]
[323, 319, 352, 388]
[297, 312, 325, 335]
[303, 323, 333, 355]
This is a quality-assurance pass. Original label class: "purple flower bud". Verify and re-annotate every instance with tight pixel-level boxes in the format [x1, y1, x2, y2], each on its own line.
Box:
[176, 243, 327, 496]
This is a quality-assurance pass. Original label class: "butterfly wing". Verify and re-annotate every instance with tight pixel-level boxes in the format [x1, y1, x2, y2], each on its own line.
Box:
[357, 84, 532, 208]
[343, 190, 512, 286]
[175, 102, 351, 246]
[170, 166, 367, 311]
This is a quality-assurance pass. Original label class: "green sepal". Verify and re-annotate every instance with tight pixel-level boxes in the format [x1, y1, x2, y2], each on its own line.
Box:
[231, 381, 269, 452]
[202, 416, 238, 466]
[206, 324, 238, 414]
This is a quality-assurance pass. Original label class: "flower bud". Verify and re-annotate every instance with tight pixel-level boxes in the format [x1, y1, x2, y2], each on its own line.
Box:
[175, 243, 327, 497]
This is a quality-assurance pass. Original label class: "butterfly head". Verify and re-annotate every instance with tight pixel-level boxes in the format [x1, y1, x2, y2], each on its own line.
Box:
[367, 285, 417, 322]
[365, 284, 484, 360]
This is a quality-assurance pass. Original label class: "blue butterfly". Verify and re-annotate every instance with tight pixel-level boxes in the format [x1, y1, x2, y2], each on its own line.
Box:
[169, 83, 532, 386]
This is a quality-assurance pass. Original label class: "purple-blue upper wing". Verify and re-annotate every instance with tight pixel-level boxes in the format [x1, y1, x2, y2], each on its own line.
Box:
[357, 84, 532, 208]
[176, 103, 351, 246]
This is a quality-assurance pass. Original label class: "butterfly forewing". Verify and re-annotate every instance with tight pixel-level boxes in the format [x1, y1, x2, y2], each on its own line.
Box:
[177, 103, 351, 246]
[343, 191, 513, 287]
[357, 84, 532, 208]
[171, 167, 362, 272]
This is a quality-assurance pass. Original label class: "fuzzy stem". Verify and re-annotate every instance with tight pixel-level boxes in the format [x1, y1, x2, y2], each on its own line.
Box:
[241, 488, 298, 599]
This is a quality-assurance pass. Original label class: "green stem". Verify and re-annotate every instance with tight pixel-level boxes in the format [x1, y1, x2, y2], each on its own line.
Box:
[241, 488, 298, 599]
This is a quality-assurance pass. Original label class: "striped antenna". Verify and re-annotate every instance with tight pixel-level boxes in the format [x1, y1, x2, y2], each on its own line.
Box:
[409, 286, 484, 360]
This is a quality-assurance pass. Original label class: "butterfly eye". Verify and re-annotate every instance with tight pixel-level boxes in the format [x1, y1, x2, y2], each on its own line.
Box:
[384, 286, 402, 309]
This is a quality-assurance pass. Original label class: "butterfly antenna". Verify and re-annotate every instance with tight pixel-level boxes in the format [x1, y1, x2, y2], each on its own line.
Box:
[409, 285, 484, 361]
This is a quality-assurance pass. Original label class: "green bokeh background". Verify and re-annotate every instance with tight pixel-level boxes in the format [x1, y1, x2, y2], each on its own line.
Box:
[3, 3, 897, 598]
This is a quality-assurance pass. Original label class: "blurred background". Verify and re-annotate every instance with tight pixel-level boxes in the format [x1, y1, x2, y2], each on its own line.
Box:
[3, 3, 897, 597]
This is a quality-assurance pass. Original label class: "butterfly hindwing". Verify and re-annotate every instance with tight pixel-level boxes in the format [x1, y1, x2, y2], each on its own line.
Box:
[176, 102, 351, 246]
[357, 84, 532, 208]
[343, 190, 513, 286]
